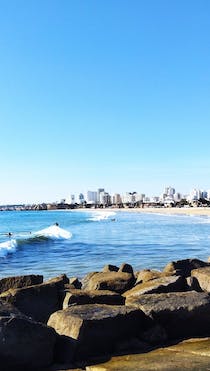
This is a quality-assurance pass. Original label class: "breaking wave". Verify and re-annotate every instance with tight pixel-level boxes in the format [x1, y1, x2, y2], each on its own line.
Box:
[0, 225, 72, 257]
[0, 239, 17, 257]
[32, 225, 72, 240]
[88, 211, 116, 221]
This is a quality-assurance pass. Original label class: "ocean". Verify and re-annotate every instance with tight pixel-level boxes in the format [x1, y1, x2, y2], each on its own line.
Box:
[0, 209, 210, 280]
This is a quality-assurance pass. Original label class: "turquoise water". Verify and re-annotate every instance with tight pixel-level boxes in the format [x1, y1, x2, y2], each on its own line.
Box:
[0, 210, 210, 279]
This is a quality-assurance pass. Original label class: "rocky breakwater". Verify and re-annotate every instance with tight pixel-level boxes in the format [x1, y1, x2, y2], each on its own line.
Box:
[1, 260, 210, 369]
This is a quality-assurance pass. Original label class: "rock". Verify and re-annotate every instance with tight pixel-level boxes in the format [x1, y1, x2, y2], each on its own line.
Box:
[45, 274, 69, 287]
[135, 269, 162, 284]
[0, 299, 56, 369]
[82, 272, 99, 289]
[186, 276, 202, 291]
[103, 264, 119, 272]
[0, 274, 43, 294]
[0, 278, 66, 323]
[191, 267, 210, 292]
[82, 271, 135, 294]
[163, 258, 209, 277]
[127, 291, 210, 340]
[86, 337, 210, 370]
[69, 277, 82, 289]
[48, 304, 150, 360]
[119, 263, 134, 275]
[63, 289, 125, 308]
[124, 276, 186, 298]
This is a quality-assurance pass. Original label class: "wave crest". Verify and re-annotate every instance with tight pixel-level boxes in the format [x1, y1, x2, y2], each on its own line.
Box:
[0, 239, 17, 257]
[33, 225, 72, 240]
[88, 211, 116, 221]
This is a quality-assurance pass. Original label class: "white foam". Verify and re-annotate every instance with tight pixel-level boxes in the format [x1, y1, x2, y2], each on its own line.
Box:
[33, 225, 72, 240]
[88, 211, 116, 221]
[0, 239, 17, 257]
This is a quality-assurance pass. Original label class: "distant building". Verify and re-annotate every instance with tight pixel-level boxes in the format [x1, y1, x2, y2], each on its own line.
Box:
[79, 193, 85, 204]
[112, 193, 122, 205]
[187, 189, 202, 201]
[201, 190, 207, 199]
[174, 193, 182, 202]
[122, 192, 137, 205]
[97, 188, 105, 203]
[87, 191, 97, 203]
[164, 187, 175, 197]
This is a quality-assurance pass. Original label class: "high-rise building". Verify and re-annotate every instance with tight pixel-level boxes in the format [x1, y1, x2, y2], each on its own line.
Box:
[112, 193, 122, 205]
[70, 195, 75, 204]
[87, 191, 97, 203]
[97, 188, 105, 203]
[79, 193, 85, 204]
[187, 189, 202, 201]
[99, 191, 111, 205]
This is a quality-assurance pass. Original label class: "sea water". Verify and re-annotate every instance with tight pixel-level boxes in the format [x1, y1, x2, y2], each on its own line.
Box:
[0, 209, 210, 279]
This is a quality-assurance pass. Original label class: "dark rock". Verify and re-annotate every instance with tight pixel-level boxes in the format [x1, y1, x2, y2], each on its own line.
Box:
[127, 291, 210, 340]
[119, 263, 134, 275]
[82, 271, 135, 294]
[63, 289, 125, 308]
[163, 258, 210, 277]
[135, 269, 162, 284]
[48, 304, 150, 360]
[69, 277, 82, 289]
[45, 274, 69, 287]
[0, 278, 66, 323]
[191, 267, 210, 292]
[103, 264, 119, 272]
[0, 274, 43, 294]
[186, 276, 202, 291]
[124, 276, 186, 298]
[0, 299, 56, 369]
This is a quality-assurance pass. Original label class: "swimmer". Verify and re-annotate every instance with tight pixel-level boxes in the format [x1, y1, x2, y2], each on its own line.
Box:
[55, 222, 59, 226]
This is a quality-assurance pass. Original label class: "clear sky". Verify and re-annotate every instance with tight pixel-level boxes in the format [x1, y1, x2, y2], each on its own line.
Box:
[0, 0, 209, 204]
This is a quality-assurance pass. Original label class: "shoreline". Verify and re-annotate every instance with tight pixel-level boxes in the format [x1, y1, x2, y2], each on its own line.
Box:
[72, 206, 210, 217]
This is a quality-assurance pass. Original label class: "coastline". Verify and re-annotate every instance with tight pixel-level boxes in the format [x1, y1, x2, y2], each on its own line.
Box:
[73, 206, 210, 217]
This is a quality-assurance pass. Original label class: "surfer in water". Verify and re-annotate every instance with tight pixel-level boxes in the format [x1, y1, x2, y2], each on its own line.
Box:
[55, 222, 59, 226]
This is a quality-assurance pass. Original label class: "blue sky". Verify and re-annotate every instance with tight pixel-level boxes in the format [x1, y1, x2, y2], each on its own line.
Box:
[0, 0, 209, 204]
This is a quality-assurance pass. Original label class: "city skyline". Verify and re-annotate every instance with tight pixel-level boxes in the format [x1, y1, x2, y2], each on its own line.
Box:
[0, 1, 209, 204]
[2, 184, 210, 207]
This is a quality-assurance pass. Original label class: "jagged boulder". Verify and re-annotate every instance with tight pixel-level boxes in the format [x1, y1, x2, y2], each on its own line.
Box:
[63, 289, 125, 308]
[68, 277, 82, 289]
[124, 276, 186, 298]
[82, 271, 135, 294]
[119, 263, 134, 275]
[127, 291, 210, 340]
[163, 259, 209, 277]
[135, 269, 162, 284]
[191, 267, 210, 292]
[0, 276, 67, 323]
[82, 272, 99, 289]
[103, 264, 119, 272]
[186, 276, 202, 291]
[48, 304, 151, 360]
[0, 299, 56, 370]
[0, 274, 43, 294]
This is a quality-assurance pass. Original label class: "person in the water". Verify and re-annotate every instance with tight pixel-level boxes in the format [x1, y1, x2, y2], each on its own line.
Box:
[55, 222, 59, 226]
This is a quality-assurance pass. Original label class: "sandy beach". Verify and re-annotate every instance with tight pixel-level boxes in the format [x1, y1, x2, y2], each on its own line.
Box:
[74, 207, 210, 217]
[115, 207, 210, 216]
